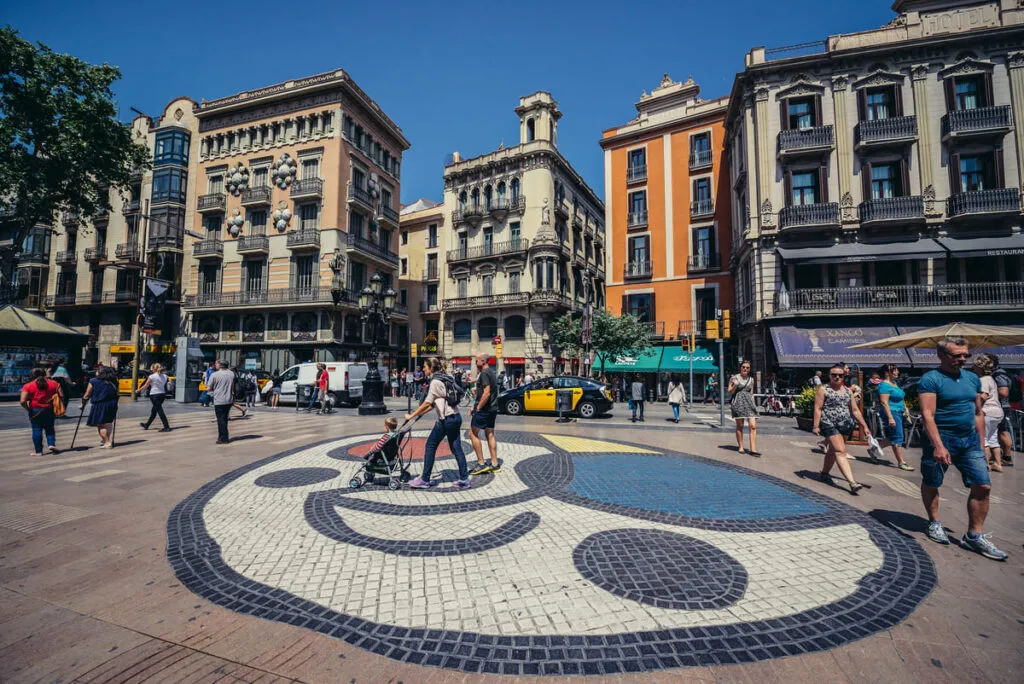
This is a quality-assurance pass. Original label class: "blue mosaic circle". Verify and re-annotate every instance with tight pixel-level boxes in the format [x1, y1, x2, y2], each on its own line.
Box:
[168, 430, 936, 676]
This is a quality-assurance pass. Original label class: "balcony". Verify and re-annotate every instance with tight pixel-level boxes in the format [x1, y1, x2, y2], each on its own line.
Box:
[183, 286, 349, 309]
[291, 178, 324, 199]
[419, 301, 440, 313]
[859, 196, 925, 226]
[687, 252, 721, 273]
[115, 242, 141, 263]
[777, 125, 834, 159]
[946, 189, 1020, 219]
[347, 182, 374, 211]
[19, 250, 49, 266]
[149, 234, 183, 251]
[241, 186, 273, 206]
[573, 211, 584, 228]
[941, 105, 1012, 141]
[124, 198, 141, 215]
[778, 202, 840, 231]
[347, 232, 399, 266]
[855, 115, 918, 150]
[554, 200, 569, 219]
[46, 294, 78, 307]
[623, 260, 653, 280]
[447, 239, 529, 263]
[378, 204, 399, 228]
[530, 289, 572, 309]
[443, 292, 531, 311]
[487, 197, 524, 219]
[197, 193, 226, 213]
[286, 229, 320, 250]
[641, 321, 666, 340]
[48, 290, 139, 307]
[677, 319, 707, 338]
[236, 235, 270, 254]
[193, 239, 224, 258]
[421, 267, 440, 282]
[55, 251, 77, 267]
[84, 245, 107, 262]
[573, 249, 586, 269]
[627, 211, 648, 230]
[627, 164, 647, 184]
[691, 198, 714, 219]
[689, 149, 713, 170]
[773, 282, 1024, 316]
[458, 205, 485, 227]
[62, 211, 80, 228]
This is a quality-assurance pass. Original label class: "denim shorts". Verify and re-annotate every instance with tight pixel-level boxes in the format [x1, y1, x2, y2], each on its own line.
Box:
[921, 430, 990, 488]
[820, 420, 853, 438]
[879, 408, 905, 447]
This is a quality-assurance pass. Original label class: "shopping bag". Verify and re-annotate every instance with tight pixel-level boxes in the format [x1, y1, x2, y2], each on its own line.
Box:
[866, 435, 885, 461]
[51, 392, 66, 417]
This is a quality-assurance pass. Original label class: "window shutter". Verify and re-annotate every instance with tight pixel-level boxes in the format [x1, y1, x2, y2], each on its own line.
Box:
[983, 73, 994, 108]
[783, 170, 793, 206]
[779, 99, 789, 131]
[818, 165, 829, 203]
[813, 95, 823, 127]
[948, 152, 961, 193]
[893, 85, 904, 117]
[993, 148, 1005, 189]
[856, 89, 867, 121]
[621, 294, 627, 316]
[861, 161, 873, 201]
[943, 78, 956, 111]
[649, 291, 657, 324]
[899, 158, 911, 197]
[289, 256, 295, 289]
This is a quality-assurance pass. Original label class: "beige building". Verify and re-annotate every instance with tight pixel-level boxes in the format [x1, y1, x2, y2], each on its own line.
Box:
[439, 92, 606, 379]
[182, 69, 410, 372]
[726, 0, 1024, 372]
[29, 97, 200, 370]
[397, 199, 443, 367]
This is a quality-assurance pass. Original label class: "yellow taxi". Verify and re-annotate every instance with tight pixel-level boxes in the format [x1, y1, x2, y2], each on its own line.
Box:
[497, 376, 614, 419]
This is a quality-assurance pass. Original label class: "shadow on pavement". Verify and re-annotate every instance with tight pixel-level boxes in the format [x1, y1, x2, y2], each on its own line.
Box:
[868, 509, 935, 538]
[226, 434, 262, 442]
[110, 439, 146, 448]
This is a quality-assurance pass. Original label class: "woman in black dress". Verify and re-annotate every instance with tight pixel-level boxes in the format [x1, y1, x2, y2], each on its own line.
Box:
[81, 366, 120, 448]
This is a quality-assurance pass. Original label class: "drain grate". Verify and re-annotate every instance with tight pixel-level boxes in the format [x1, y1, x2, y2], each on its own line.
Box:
[0, 501, 97, 533]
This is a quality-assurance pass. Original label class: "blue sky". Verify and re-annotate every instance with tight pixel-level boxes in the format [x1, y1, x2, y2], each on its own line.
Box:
[7, 0, 895, 204]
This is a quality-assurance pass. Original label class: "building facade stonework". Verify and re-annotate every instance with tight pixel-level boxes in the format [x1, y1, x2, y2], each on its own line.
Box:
[725, 0, 1024, 373]
[397, 199, 443, 366]
[439, 92, 606, 379]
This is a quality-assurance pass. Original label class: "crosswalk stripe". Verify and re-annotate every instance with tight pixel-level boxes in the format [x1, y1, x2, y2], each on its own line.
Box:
[65, 469, 126, 482]
[2, 448, 156, 471]
[22, 450, 159, 475]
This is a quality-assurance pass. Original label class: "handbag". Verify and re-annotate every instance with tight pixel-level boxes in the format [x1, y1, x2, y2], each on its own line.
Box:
[627, 397, 634, 411]
[51, 391, 66, 417]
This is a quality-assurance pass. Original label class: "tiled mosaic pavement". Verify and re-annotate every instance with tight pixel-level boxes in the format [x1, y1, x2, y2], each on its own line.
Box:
[168, 430, 937, 676]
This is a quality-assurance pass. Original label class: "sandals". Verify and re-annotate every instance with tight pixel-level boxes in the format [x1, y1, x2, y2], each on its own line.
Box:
[848, 482, 864, 495]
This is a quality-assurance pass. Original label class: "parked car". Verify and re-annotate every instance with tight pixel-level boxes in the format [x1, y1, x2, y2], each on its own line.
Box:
[276, 362, 370, 406]
[497, 376, 613, 419]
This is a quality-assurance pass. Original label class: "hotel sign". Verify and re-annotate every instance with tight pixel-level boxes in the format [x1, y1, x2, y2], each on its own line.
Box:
[921, 3, 999, 36]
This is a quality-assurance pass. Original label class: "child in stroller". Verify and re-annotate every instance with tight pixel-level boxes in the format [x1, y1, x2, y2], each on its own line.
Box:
[349, 416, 414, 490]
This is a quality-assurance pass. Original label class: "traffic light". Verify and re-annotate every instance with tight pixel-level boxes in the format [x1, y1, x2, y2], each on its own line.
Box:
[706, 319, 720, 340]
[722, 309, 731, 339]
[681, 335, 690, 352]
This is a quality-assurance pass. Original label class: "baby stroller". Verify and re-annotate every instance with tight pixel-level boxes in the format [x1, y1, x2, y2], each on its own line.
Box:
[349, 417, 417, 491]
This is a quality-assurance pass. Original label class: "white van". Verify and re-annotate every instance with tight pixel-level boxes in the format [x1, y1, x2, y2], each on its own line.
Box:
[277, 362, 370, 406]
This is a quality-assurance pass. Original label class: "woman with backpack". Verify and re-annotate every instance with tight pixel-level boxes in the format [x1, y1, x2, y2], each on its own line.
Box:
[405, 357, 470, 490]
[82, 366, 120, 448]
[138, 363, 172, 432]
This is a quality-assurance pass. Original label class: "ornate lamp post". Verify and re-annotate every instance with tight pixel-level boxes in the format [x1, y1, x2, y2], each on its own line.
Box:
[358, 272, 395, 415]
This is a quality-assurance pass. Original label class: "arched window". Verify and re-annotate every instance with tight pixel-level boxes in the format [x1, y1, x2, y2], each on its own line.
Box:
[459, 191, 467, 211]
[497, 181, 506, 202]
[526, 118, 535, 141]
[453, 318, 472, 341]
[504, 315, 526, 339]
[484, 185, 493, 209]
[471, 188, 480, 208]
[478, 317, 498, 339]
[510, 178, 520, 201]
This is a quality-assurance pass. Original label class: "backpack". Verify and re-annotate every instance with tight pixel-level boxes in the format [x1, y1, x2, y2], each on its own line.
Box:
[1010, 373, 1024, 404]
[435, 373, 465, 408]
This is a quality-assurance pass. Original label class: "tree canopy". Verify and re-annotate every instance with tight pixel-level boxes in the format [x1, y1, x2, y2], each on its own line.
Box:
[0, 26, 150, 286]
[550, 309, 652, 376]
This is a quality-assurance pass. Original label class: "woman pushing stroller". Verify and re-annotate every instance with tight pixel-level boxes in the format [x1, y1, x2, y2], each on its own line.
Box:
[405, 357, 471, 490]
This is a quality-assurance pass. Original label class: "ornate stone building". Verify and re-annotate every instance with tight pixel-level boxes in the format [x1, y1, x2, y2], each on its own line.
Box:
[440, 92, 605, 379]
[726, 0, 1024, 373]
[182, 70, 409, 372]
[397, 198, 444, 364]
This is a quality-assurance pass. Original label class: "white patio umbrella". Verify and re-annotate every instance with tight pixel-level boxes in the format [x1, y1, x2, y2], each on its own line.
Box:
[848, 322, 1024, 350]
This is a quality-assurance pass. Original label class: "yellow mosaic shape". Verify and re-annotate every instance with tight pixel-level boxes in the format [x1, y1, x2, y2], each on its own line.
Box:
[541, 434, 660, 454]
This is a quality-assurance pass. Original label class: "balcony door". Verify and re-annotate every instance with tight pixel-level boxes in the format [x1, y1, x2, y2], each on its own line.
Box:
[426, 254, 437, 279]
[483, 227, 493, 255]
[293, 254, 317, 294]
[458, 232, 468, 258]
[625, 293, 652, 323]
[628, 235, 649, 264]
[199, 264, 220, 296]
[786, 169, 826, 205]
[692, 227, 715, 268]
[245, 259, 265, 295]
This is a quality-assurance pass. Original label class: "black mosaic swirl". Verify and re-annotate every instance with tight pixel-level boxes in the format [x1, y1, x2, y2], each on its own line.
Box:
[168, 430, 937, 676]
[574, 529, 748, 610]
[254, 467, 340, 488]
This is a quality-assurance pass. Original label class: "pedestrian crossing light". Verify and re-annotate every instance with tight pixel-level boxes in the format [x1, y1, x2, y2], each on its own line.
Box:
[681, 336, 690, 352]
[722, 309, 731, 339]
[706, 319, 720, 340]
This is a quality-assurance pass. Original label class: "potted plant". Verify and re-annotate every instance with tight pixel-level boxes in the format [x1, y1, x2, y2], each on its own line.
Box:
[794, 386, 817, 431]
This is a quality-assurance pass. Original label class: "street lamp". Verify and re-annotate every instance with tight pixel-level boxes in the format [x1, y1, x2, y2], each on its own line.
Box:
[358, 272, 395, 415]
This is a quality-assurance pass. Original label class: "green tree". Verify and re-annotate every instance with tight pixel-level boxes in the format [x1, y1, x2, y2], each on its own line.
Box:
[0, 26, 150, 292]
[550, 310, 652, 377]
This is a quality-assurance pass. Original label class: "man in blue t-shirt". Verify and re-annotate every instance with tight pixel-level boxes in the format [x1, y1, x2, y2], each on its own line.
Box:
[918, 337, 1007, 561]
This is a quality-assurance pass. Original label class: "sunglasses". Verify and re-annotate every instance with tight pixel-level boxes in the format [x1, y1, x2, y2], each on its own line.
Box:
[944, 352, 971, 359]
[830, 373, 845, 378]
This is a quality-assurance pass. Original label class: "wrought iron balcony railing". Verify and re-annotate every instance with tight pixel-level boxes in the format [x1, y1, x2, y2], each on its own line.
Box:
[642, 321, 666, 339]
[237, 235, 270, 252]
[291, 178, 324, 198]
[193, 239, 224, 257]
[183, 286, 350, 309]
[689, 149, 713, 169]
[778, 202, 840, 230]
[691, 198, 714, 217]
[627, 164, 647, 183]
[447, 239, 529, 262]
[286, 229, 320, 249]
[946, 189, 1020, 218]
[55, 251, 77, 266]
[84, 245, 107, 262]
[773, 282, 1024, 315]
[859, 196, 925, 224]
[677, 319, 708, 337]
[687, 252, 721, 272]
[346, 232, 398, 265]
[442, 292, 531, 311]
[149, 234, 183, 250]
[855, 115, 918, 147]
[941, 105, 1012, 138]
[778, 125, 834, 155]
[419, 301, 440, 313]
[379, 204, 400, 226]
[627, 211, 648, 230]
[241, 186, 273, 205]
[421, 267, 440, 282]
[116, 243, 141, 261]
[197, 193, 226, 212]
[623, 260, 653, 279]
[347, 182, 373, 208]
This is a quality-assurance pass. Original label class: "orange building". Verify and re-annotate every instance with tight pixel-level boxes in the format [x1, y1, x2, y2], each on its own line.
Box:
[600, 75, 733, 345]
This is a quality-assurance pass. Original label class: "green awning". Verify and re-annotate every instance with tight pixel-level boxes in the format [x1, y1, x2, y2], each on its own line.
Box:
[594, 347, 663, 372]
[658, 344, 719, 374]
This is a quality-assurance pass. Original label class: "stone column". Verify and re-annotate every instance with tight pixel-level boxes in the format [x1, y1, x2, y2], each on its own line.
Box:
[199, 137, 208, 157]
[752, 85, 774, 231]
[1007, 52, 1024, 193]
[832, 76, 857, 226]
[910, 64, 939, 215]
[312, 113, 321, 136]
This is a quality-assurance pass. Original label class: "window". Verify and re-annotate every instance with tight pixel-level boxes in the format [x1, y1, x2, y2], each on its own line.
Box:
[457, 233, 467, 256]
[248, 210, 267, 235]
[509, 271, 520, 293]
[471, 188, 480, 208]
[691, 132, 711, 153]
[454, 319, 472, 341]
[628, 148, 645, 172]
[380, 229, 391, 251]
[693, 226, 715, 262]
[497, 182, 506, 201]
[870, 163, 900, 199]
[201, 214, 221, 238]
[199, 264, 219, 294]
[401, 230, 408, 245]
[352, 167, 365, 190]
[629, 191, 647, 217]
[510, 178, 520, 201]
[693, 178, 712, 202]
[22, 227, 50, 258]
[958, 154, 995, 192]
[626, 293, 651, 322]
[628, 235, 649, 262]
[154, 130, 190, 166]
[381, 186, 393, 210]
[954, 75, 984, 110]
[483, 227, 493, 254]
[505, 315, 526, 339]
[526, 118, 535, 142]
[427, 224, 438, 248]
[301, 159, 320, 180]
[484, 185, 493, 209]
[790, 171, 819, 205]
[349, 210, 364, 238]
[458, 191, 467, 211]
[91, 269, 104, 296]
[478, 317, 498, 339]
[66, 231, 77, 253]
[294, 254, 316, 291]
[120, 312, 134, 341]
[400, 257, 408, 276]
[116, 269, 139, 296]
[207, 174, 224, 195]
[482, 274, 493, 296]
[510, 222, 521, 245]
[427, 284, 438, 307]
[426, 253, 437, 278]
[152, 168, 187, 203]
[787, 97, 816, 129]
[245, 260, 265, 293]
[299, 203, 319, 230]
[252, 167, 268, 187]
[349, 261, 366, 291]
[150, 206, 185, 244]
[864, 87, 894, 121]
[17, 266, 44, 307]
[457, 277, 468, 298]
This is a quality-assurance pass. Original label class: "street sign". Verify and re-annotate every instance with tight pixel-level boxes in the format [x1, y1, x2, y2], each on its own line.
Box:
[411, 343, 418, 358]
[493, 336, 502, 344]
[706, 319, 720, 340]
[536, 356, 544, 365]
[496, 344, 503, 358]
